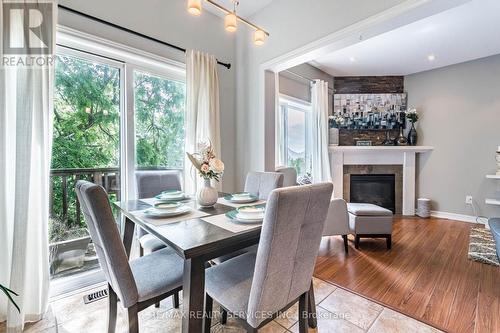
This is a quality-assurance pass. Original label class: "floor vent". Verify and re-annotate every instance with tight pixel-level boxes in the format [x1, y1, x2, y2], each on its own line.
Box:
[83, 288, 108, 304]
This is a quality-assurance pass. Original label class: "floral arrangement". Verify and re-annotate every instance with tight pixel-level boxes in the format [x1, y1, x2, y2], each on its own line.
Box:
[406, 108, 419, 123]
[186, 141, 224, 181]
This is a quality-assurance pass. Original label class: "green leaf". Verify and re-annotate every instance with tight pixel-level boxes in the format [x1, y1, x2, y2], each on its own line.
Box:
[0, 284, 20, 313]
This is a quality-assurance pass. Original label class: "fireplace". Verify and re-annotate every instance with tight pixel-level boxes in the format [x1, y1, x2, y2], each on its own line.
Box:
[350, 174, 396, 213]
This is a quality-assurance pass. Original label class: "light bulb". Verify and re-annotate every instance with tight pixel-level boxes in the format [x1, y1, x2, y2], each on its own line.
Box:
[254, 29, 266, 46]
[225, 13, 237, 32]
[187, 0, 202, 16]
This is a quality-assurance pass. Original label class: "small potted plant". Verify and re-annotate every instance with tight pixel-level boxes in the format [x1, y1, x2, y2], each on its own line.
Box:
[406, 108, 419, 146]
[186, 141, 224, 207]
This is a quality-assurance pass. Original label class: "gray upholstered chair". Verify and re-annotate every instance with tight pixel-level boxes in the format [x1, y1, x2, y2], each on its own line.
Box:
[275, 166, 298, 187]
[75, 180, 184, 333]
[323, 198, 350, 253]
[135, 170, 182, 256]
[204, 183, 333, 332]
[244, 171, 284, 199]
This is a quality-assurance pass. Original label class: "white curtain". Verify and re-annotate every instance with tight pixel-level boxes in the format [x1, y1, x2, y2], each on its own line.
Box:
[185, 50, 221, 194]
[0, 1, 56, 331]
[274, 72, 285, 167]
[310, 80, 332, 183]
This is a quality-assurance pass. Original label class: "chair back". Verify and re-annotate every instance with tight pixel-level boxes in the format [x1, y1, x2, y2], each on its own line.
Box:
[247, 183, 333, 327]
[244, 171, 284, 200]
[75, 180, 138, 308]
[135, 170, 182, 199]
[323, 198, 350, 236]
[275, 166, 298, 187]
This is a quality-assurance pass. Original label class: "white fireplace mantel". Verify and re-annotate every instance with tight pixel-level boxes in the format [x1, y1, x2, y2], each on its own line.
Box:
[329, 145, 434, 215]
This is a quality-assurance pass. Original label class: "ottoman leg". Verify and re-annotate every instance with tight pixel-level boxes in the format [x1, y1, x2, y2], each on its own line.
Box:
[355, 235, 360, 249]
[386, 235, 392, 249]
[342, 235, 349, 253]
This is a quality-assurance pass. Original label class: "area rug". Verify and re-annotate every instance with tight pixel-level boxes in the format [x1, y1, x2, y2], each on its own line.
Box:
[468, 227, 499, 266]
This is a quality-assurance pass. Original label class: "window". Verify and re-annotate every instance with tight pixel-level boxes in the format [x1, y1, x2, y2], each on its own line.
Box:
[50, 29, 186, 294]
[279, 96, 311, 176]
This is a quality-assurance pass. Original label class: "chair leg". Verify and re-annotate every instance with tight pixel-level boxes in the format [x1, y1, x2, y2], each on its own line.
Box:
[221, 307, 228, 325]
[387, 235, 392, 249]
[127, 304, 139, 333]
[342, 234, 349, 254]
[298, 292, 309, 333]
[172, 291, 180, 309]
[154, 301, 160, 308]
[355, 235, 360, 249]
[107, 284, 117, 333]
[139, 245, 144, 257]
[204, 294, 213, 333]
[308, 281, 317, 329]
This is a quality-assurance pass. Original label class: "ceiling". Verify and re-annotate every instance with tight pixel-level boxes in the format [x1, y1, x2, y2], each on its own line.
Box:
[204, 0, 274, 18]
[310, 0, 500, 76]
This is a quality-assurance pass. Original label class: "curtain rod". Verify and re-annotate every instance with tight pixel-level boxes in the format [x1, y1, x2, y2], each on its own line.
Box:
[58, 4, 231, 69]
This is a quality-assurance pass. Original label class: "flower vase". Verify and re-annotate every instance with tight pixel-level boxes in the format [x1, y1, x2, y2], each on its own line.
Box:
[197, 178, 218, 207]
[395, 126, 408, 146]
[407, 123, 418, 146]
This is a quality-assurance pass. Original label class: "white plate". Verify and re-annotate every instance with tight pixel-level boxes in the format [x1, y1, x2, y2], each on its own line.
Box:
[142, 205, 191, 218]
[235, 213, 264, 222]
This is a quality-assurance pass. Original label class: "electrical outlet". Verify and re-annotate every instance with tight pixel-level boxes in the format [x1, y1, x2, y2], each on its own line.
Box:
[465, 195, 473, 205]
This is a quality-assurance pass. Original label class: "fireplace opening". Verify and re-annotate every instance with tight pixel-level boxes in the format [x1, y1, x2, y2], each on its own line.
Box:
[350, 174, 396, 213]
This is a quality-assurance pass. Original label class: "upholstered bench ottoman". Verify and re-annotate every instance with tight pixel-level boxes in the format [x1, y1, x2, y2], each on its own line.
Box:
[347, 203, 394, 249]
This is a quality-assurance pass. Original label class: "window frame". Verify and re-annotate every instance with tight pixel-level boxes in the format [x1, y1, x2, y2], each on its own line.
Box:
[278, 94, 312, 176]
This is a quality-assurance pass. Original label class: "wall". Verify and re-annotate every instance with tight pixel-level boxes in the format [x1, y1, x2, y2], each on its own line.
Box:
[58, 0, 237, 191]
[405, 54, 500, 218]
[235, 0, 409, 189]
[279, 64, 334, 110]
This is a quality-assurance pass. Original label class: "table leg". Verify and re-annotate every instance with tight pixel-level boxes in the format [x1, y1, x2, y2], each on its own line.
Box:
[182, 257, 206, 333]
[123, 217, 135, 259]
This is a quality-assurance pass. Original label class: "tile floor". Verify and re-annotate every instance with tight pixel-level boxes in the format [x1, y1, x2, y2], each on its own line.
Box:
[0, 278, 442, 333]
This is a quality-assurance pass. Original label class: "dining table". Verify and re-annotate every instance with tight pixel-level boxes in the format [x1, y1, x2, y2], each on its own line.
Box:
[114, 193, 263, 333]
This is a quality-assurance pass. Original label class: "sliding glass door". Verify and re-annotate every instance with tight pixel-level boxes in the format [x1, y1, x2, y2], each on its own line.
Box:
[49, 50, 123, 285]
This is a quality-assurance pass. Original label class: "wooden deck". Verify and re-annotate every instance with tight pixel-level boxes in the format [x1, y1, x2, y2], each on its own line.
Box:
[314, 217, 500, 333]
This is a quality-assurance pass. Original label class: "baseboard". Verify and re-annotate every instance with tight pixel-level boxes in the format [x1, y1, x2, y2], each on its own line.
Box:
[430, 210, 482, 224]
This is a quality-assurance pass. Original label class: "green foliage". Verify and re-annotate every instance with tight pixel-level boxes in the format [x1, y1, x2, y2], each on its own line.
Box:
[288, 157, 306, 176]
[0, 284, 19, 313]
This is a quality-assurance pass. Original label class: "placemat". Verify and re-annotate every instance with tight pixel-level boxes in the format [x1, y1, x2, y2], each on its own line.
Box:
[131, 209, 209, 226]
[202, 214, 261, 233]
[140, 197, 193, 207]
[217, 197, 266, 208]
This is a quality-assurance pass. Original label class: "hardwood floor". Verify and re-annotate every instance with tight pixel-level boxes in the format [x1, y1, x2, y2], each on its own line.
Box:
[314, 217, 500, 333]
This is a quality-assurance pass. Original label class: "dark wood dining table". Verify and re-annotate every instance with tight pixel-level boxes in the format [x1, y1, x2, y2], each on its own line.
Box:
[114, 195, 262, 333]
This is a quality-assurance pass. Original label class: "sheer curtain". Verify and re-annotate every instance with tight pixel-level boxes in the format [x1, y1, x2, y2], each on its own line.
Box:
[310, 80, 332, 183]
[0, 1, 56, 331]
[184, 50, 221, 194]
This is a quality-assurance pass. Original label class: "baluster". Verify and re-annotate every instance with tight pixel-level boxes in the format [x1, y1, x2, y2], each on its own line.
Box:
[62, 176, 68, 224]
[49, 176, 54, 217]
[75, 175, 81, 226]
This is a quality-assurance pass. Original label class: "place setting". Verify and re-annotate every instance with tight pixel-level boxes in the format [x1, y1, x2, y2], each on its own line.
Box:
[218, 191, 266, 208]
[202, 204, 266, 233]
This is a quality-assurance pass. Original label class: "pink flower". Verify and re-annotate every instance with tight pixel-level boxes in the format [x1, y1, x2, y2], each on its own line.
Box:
[201, 163, 210, 173]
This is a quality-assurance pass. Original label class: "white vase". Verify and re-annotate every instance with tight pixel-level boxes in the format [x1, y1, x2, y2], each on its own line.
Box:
[329, 127, 339, 145]
[197, 178, 218, 207]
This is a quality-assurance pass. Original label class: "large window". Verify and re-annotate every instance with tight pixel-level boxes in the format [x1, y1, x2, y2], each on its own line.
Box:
[49, 32, 186, 293]
[279, 96, 311, 176]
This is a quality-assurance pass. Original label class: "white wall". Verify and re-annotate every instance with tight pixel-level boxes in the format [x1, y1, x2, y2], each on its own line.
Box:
[405, 54, 500, 219]
[58, 0, 237, 191]
[234, 0, 407, 189]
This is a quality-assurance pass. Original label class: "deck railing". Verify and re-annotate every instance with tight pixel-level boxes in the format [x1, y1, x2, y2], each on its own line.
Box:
[49, 166, 181, 226]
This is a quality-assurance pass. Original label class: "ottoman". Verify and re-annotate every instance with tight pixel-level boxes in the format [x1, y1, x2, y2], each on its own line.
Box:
[347, 203, 394, 249]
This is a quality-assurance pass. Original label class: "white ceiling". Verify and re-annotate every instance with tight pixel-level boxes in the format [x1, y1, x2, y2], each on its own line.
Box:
[310, 0, 500, 76]
[205, 0, 274, 18]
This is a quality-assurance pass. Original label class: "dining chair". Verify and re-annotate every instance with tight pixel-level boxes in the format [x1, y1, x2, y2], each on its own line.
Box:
[275, 166, 298, 187]
[244, 171, 284, 199]
[135, 170, 182, 257]
[75, 180, 184, 333]
[211, 171, 284, 266]
[323, 198, 350, 253]
[204, 183, 333, 333]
